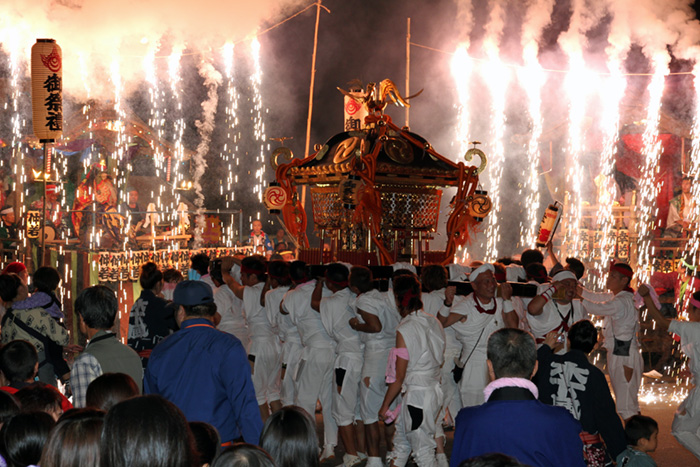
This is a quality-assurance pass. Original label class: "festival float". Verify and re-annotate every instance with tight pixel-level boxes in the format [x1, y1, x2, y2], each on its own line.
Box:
[265, 79, 493, 266]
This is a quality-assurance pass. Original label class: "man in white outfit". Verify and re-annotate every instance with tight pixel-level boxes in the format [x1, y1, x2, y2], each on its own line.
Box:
[213, 262, 250, 353]
[527, 269, 587, 353]
[440, 263, 517, 407]
[314, 263, 364, 467]
[349, 265, 399, 467]
[222, 256, 282, 421]
[579, 262, 642, 420]
[281, 261, 337, 461]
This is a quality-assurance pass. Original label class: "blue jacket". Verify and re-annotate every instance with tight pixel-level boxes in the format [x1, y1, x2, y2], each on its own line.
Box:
[144, 318, 262, 444]
[450, 386, 586, 467]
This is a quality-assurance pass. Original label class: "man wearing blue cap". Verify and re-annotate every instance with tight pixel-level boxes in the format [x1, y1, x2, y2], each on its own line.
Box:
[144, 280, 262, 445]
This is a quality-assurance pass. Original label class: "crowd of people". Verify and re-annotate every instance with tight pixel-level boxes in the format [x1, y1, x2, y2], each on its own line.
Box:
[0, 241, 695, 467]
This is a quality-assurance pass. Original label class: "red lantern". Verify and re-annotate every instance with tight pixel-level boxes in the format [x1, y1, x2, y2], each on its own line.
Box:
[31, 39, 63, 142]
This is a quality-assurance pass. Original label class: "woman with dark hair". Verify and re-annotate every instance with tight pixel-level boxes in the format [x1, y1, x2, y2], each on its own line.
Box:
[127, 262, 177, 368]
[211, 443, 274, 467]
[260, 405, 319, 467]
[39, 408, 104, 467]
[85, 372, 140, 412]
[0, 411, 55, 467]
[379, 274, 446, 467]
[100, 395, 196, 467]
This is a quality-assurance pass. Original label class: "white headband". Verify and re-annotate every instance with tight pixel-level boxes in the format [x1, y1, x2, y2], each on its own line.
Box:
[469, 263, 495, 282]
[552, 270, 577, 282]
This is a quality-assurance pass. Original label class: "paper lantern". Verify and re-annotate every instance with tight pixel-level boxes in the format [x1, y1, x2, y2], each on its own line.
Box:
[26, 210, 42, 239]
[468, 190, 492, 222]
[263, 182, 287, 214]
[31, 39, 63, 142]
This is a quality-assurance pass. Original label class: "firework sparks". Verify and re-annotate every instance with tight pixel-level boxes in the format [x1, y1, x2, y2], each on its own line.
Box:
[593, 59, 627, 290]
[637, 54, 670, 284]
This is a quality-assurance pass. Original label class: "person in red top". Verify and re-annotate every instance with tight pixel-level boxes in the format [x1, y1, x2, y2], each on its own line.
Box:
[0, 340, 72, 414]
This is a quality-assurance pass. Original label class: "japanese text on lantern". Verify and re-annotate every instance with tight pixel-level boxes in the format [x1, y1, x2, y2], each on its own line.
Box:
[26, 210, 42, 239]
[43, 73, 62, 131]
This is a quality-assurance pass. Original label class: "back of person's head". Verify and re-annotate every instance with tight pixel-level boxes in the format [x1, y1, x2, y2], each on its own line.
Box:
[86, 373, 140, 412]
[191, 253, 210, 276]
[0, 273, 22, 303]
[568, 320, 598, 354]
[624, 415, 658, 446]
[174, 281, 217, 318]
[241, 256, 267, 283]
[325, 263, 349, 289]
[349, 266, 373, 294]
[75, 285, 117, 330]
[0, 340, 38, 384]
[212, 443, 274, 467]
[520, 249, 544, 268]
[267, 260, 290, 287]
[487, 328, 536, 379]
[524, 262, 548, 284]
[15, 384, 62, 419]
[0, 411, 55, 467]
[260, 406, 319, 467]
[32, 267, 61, 293]
[209, 259, 224, 287]
[421, 265, 448, 292]
[393, 274, 423, 316]
[39, 408, 104, 467]
[139, 262, 163, 291]
[190, 421, 220, 467]
[163, 268, 184, 284]
[101, 395, 195, 467]
[565, 257, 585, 280]
[0, 391, 20, 427]
[493, 263, 507, 283]
[289, 261, 310, 284]
[459, 453, 526, 466]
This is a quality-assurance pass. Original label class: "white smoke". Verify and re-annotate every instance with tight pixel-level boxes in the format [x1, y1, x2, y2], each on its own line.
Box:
[0, 0, 304, 97]
[192, 58, 222, 249]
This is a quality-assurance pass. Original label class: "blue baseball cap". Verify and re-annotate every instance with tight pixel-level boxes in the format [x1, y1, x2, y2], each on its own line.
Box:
[173, 280, 214, 306]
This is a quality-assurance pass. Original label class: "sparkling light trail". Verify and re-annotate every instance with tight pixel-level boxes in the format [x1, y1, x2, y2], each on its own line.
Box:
[517, 45, 545, 250]
[637, 54, 670, 284]
[250, 38, 268, 204]
[451, 45, 472, 263]
[593, 59, 626, 290]
[482, 54, 508, 262]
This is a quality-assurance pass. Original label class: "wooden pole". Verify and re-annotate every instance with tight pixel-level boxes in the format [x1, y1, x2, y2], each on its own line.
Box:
[302, 0, 324, 211]
[405, 17, 411, 129]
[40, 143, 47, 267]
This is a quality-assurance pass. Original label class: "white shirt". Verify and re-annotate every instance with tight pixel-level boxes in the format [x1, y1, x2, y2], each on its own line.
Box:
[282, 280, 334, 349]
[581, 289, 638, 350]
[355, 289, 399, 351]
[450, 293, 512, 363]
[320, 288, 363, 355]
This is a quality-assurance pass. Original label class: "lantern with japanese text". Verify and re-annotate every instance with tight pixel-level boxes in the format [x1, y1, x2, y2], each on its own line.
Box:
[31, 39, 63, 142]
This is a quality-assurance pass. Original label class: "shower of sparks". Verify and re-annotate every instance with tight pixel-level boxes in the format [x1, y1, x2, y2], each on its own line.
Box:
[517, 48, 545, 250]
[222, 42, 241, 213]
[562, 53, 592, 259]
[168, 47, 185, 223]
[636, 54, 670, 284]
[677, 64, 700, 311]
[451, 45, 472, 264]
[482, 49, 509, 261]
[7, 44, 26, 260]
[221, 42, 242, 246]
[593, 59, 626, 290]
[250, 38, 268, 204]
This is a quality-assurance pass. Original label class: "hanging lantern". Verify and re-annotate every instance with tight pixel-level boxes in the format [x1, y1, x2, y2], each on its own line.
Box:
[339, 174, 363, 210]
[467, 189, 492, 222]
[263, 181, 287, 214]
[26, 210, 42, 239]
[31, 39, 63, 142]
